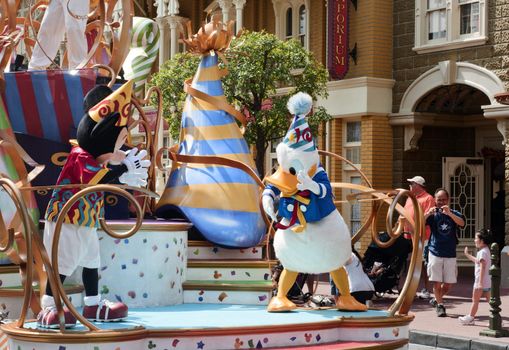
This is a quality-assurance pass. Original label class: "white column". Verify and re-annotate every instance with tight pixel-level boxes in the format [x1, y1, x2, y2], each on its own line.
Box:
[156, 17, 169, 67]
[233, 0, 246, 33]
[154, 0, 167, 17]
[217, 0, 233, 22]
[167, 0, 180, 15]
[168, 16, 179, 58]
[272, 0, 282, 38]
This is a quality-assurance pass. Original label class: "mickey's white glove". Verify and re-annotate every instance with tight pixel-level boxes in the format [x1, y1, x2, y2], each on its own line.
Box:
[122, 148, 150, 172]
[119, 168, 148, 187]
[262, 195, 277, 222]
[297, 170, 320, 195]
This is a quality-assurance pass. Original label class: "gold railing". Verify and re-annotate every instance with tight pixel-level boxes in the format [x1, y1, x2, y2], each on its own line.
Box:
[0, 168, 158, 331]
[154, 147, 425, 316]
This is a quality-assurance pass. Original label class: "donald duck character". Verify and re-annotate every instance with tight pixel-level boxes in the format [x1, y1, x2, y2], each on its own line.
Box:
[262, 92, 368, 312]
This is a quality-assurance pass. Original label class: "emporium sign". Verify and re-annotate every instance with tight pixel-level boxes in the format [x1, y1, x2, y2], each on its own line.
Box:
[327, 0, 349, 79]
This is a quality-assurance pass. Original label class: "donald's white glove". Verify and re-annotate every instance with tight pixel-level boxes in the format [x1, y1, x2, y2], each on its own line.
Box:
[122, 148, 150, 172]
[262, 195, 277, 222]
[296, 170, 320, 195]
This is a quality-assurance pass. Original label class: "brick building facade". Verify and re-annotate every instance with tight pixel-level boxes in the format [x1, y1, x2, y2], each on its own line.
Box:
[391, 0, 509, 251]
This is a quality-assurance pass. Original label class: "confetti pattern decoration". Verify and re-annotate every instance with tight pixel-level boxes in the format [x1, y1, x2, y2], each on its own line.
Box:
[155, 20, 266, 248]
[122, 17, 160, 98]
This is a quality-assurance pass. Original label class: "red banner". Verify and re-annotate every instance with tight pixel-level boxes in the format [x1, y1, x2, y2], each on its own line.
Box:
[327, 0, 349, 79]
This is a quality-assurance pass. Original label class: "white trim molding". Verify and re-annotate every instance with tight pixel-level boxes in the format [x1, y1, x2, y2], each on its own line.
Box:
[316, 77, 395, 117]
[398, 60, 505, 114]
[482, 104, 509, 145]
[392, 61, 505, 151]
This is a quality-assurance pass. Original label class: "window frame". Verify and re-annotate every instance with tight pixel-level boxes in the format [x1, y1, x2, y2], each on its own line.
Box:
[343, 119, 361, 170]
[342, 172, 362, 236]
[413, 0, 487, 54]
[273, 0, 310, 49]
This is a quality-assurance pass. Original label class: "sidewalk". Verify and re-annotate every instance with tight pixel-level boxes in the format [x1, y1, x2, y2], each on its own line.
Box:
[313, 267, 509, 349]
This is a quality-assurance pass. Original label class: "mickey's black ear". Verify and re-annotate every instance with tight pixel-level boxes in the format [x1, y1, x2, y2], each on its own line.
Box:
[90, 112, 121, 139]
[84, 85, 113, 112]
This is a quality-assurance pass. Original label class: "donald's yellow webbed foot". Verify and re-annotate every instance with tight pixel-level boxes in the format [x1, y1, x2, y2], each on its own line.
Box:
[267, 296, 297, 312]
[336, 295, 368, 311]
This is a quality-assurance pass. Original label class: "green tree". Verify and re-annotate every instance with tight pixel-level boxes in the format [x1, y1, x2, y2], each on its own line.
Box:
[150, 30, 331, 175]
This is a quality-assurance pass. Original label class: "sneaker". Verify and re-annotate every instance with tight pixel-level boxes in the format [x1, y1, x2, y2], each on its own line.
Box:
[37, 306, 77, 329]
[459, 315, 475, 325]
[429, 297, 437, 307]
[420, 288, 431, 299]
[436, 304, 446, 317]
[82, 299, 128, 322]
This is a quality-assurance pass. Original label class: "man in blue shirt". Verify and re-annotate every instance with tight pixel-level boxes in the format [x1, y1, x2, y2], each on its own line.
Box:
[425, 188, 465, 317]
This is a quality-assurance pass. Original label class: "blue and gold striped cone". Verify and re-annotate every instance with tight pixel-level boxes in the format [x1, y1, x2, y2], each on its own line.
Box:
[156, 54, 266, 248]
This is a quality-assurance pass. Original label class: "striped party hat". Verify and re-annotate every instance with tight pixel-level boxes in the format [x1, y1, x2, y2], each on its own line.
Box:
[88, 80, 133, 126]
[156, 53, 266, 248]
[282, 92, 316, 152]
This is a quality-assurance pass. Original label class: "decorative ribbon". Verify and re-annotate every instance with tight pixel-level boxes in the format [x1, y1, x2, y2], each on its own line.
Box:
[275, 190, 311, 233]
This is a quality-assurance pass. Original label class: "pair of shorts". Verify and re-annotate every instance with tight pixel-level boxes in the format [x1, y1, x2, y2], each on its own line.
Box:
[427, 253, 457, 284]
[43, 220, 100, 276]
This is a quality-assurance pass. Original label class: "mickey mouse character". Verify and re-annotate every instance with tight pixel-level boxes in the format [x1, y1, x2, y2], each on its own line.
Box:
[37, 81, 150, 328]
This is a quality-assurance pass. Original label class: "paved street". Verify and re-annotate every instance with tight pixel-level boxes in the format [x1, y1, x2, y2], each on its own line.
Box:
[314, 265, 509, 349]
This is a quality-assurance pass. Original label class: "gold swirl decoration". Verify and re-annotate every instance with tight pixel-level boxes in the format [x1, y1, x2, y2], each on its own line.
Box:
[105, 194, 118, 206]
[154, 146, 424, 317]
[4, 182, 158, 332]
[22, 0, 133, 73]
[50, 152, 69, 167]
[36, 189, 48, 196]
[126, 86, 163, 216]
[0, 0, 22, 85]
[182, 17, 235, 55]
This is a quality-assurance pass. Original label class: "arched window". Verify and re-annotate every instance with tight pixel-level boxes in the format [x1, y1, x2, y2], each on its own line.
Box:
[285, 7, 293, 39]
[298, 5, 306, 46]
[274, 1, 308, 48]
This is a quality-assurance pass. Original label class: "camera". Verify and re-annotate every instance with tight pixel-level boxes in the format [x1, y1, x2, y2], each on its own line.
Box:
[434, 207, 443, 213]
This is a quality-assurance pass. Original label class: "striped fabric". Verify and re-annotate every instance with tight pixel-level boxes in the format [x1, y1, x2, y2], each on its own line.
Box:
[157, 54, 266, 248]
[2, 69, 97, 143]
[0, 330, 7, 350]
[0, 94, 39, 263]
[123, 17, 160, 98]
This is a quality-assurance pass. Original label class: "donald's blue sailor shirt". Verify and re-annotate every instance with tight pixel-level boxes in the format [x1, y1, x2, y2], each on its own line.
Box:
[263, 167, 336, 223]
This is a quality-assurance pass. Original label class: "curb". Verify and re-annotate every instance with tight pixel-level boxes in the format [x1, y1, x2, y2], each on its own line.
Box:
[410, 330, 509, 350]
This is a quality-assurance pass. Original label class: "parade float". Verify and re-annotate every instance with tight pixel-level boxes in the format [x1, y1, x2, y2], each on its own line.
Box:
[0, 1, 425, 349]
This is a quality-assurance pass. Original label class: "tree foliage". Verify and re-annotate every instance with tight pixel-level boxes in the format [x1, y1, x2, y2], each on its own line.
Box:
[150, 30, 331, 175]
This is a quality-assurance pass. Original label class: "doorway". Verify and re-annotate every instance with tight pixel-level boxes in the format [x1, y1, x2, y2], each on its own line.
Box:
[442, 157, 484, 242]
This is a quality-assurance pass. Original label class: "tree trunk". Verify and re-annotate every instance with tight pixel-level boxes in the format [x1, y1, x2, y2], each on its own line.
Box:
[255, 140, 266, 177]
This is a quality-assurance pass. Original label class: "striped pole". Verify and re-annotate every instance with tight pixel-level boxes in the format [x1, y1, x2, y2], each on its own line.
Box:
[123, 17, 160, 98]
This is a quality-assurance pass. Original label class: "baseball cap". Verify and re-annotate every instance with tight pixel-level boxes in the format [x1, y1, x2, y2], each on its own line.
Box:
[407, 176, 426, 186]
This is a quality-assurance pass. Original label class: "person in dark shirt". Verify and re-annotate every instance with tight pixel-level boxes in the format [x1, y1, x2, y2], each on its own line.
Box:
[424, 188, 465, 317]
